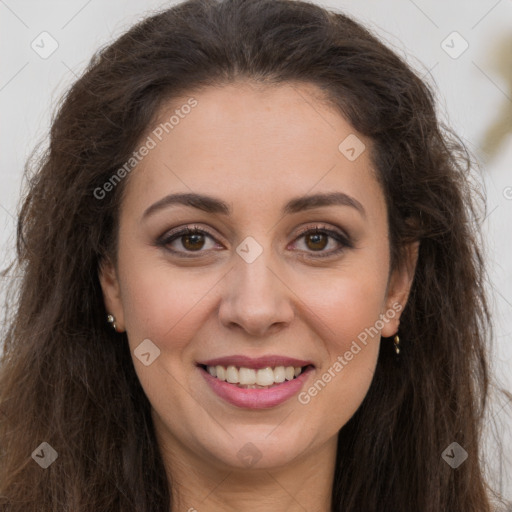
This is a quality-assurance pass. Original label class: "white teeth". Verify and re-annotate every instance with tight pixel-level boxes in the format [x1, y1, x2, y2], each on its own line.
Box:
[216, 366, 226, 381]
[205, 364, 305, 386]
[226, 365, 239, 384]
[273, 366, 286, 383]
[256, 367, 275, 386]
[239, 367, 256, 385]
[285, 366, 295, 381]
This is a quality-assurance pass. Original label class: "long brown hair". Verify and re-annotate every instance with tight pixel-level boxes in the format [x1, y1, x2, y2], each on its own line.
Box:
[0, 0, 506, 510]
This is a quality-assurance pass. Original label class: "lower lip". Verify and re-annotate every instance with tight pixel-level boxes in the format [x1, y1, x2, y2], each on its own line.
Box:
[198, 366, 314, 409]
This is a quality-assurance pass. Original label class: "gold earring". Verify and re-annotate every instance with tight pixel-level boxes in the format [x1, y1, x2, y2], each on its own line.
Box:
[393, 334, 400, 355]
[107, 314, 117, 332]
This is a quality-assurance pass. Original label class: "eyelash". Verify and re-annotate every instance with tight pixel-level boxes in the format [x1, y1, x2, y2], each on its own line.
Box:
[156, 224, 353, 259]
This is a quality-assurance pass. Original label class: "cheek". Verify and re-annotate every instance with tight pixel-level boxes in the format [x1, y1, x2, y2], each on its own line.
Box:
[118, 259, 217, 413]
[304, 258, 389, 350]
[119, 255, 219, 349]
[295, 264, 387, 423]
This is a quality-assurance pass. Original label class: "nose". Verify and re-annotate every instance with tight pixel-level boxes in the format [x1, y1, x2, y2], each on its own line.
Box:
[218, 247, 295, 337]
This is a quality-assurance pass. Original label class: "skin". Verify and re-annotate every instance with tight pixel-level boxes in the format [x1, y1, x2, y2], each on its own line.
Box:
[99, 81, 418, 512]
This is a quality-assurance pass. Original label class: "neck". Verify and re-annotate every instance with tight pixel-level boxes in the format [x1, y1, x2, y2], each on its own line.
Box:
[155, 424, 337, 512]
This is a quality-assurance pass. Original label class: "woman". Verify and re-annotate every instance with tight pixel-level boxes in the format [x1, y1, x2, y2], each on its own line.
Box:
[0, 0, 508, 510]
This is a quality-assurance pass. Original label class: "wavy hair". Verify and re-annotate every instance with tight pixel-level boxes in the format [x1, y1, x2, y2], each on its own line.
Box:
[0, 0, 506, 510]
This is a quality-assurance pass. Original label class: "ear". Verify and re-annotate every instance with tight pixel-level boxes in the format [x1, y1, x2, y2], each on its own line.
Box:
[98, 256, 125, 332]
[380, 241, 419, 338]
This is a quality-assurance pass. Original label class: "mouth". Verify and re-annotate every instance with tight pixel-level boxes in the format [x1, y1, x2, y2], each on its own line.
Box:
[195, 355, 315, 409]
[197, 363, 314, 389]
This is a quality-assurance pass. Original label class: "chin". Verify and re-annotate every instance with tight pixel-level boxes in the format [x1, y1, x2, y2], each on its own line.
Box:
[196, 426, 312, 471]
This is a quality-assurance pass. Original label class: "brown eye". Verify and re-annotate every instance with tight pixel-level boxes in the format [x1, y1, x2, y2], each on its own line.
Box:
[181, 232, 206, 251]
[304, 231, 329, 251]
[157, 224, 352, 259]
[157, 226, 219, 256]
[292, 225, 353, 258]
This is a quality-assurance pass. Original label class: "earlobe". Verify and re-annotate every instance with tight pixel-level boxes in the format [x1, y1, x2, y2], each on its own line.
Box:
[98, 257, 125, 331]
[381, 241, 420, 338]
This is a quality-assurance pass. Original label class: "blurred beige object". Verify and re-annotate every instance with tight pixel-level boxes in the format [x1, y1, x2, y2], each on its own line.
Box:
[480, 34, 512, 160]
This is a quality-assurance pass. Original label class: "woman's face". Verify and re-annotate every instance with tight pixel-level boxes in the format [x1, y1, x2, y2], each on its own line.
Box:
[100, 81, 416, 472]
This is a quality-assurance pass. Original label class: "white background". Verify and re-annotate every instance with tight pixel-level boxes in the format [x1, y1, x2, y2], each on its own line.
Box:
[1, 0, 511, 503]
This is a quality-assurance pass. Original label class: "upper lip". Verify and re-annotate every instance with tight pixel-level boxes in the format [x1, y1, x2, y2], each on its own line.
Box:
[197, 355, 314, 370]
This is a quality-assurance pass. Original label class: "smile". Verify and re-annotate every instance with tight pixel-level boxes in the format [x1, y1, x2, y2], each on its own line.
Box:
[201, 364, 306, 388]
[197, 358, 315, 409]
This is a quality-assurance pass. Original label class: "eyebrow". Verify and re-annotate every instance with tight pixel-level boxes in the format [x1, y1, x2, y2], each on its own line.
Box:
[141, 191, 366, 220]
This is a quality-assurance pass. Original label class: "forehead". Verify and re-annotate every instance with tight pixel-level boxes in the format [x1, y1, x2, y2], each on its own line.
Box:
[121, 81, 385, 223]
